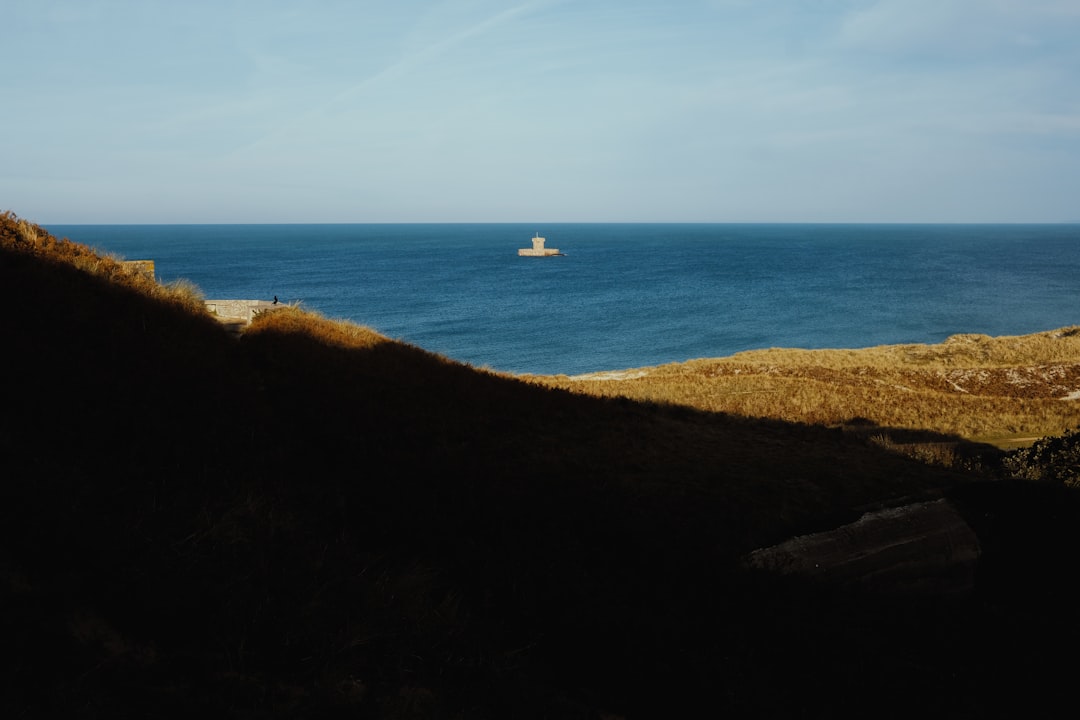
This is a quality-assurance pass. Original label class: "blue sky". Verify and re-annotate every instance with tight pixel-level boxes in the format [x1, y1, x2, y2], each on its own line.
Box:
[4, 0, 1079, 223]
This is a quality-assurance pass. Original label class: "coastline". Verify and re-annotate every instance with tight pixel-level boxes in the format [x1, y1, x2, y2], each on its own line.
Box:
[528, 325, 1080, 449]
[45, 222, 1080, 376]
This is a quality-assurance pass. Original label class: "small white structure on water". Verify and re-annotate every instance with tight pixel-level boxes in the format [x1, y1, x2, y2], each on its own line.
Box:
[518, 233, 563, 257]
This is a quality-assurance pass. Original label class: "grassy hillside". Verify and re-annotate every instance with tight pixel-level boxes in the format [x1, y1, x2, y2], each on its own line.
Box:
[3, 211, 1080, 718]
[528, 330, 1080, 449]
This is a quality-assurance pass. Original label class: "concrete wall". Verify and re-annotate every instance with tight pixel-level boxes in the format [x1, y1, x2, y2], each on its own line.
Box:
[205, 299, 280, 323]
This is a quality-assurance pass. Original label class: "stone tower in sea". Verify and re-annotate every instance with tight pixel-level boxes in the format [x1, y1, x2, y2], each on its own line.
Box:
[518, 233, 562, 257]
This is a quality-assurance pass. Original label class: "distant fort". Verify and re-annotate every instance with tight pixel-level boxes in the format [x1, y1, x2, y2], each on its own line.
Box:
[518, 233, 563, 257]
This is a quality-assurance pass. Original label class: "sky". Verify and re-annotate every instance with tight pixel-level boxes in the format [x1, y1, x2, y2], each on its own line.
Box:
[4, 0, 1080, 223]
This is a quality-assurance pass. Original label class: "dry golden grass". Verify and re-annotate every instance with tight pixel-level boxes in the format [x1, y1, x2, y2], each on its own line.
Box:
[525, 329, 1080, 447]
[2, 211, 206, 313]
[246, 304, 391, 350]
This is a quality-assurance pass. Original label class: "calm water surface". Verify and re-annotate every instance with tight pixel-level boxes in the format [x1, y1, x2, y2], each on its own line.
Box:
[47, 223, 1080, 375]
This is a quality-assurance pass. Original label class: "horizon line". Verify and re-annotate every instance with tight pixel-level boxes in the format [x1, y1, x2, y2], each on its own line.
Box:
[39, 219, 1080, 227]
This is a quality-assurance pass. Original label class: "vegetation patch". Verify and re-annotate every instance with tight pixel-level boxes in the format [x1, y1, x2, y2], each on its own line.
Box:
[529, 330, 1080, 447]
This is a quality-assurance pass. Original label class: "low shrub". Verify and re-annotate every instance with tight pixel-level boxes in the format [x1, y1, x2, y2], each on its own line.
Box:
[1003, 428, 1080, 486]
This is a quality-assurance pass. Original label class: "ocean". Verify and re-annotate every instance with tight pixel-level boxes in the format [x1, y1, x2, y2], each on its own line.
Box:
[46, 223, 1080, 376]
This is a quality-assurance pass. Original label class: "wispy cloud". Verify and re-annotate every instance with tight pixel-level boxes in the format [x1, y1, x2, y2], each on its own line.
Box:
[230, 1, 555, 158]
[837, 0, 1080, 58]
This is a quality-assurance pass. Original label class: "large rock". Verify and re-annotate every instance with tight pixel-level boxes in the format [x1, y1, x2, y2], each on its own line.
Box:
[745, 498, 981, 599]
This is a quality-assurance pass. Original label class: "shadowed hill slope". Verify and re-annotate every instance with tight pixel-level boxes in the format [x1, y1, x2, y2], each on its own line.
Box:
[4, 212, 1080, 718]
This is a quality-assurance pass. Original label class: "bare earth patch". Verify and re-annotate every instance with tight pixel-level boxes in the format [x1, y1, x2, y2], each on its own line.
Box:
[567, 370, 651, 381]
[935, 364, 1080, 398]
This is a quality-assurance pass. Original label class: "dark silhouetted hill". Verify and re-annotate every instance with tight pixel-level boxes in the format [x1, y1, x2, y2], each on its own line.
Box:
[3, 212, 1079, 718]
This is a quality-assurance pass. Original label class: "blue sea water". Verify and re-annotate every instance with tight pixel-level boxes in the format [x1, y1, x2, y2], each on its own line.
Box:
[46, 223, 1080, 376]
